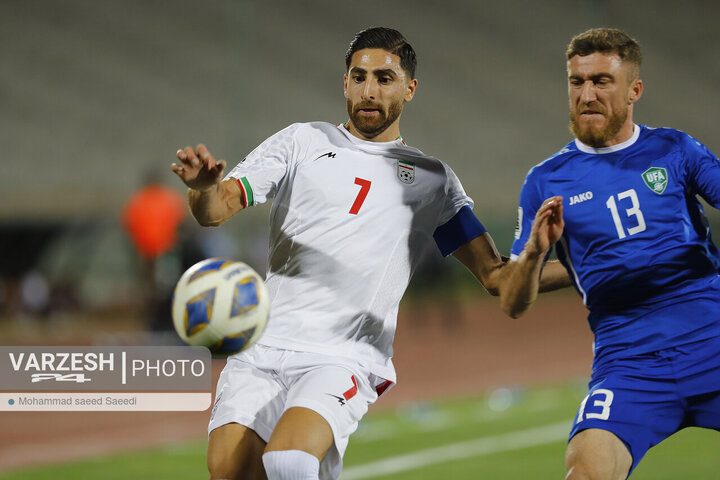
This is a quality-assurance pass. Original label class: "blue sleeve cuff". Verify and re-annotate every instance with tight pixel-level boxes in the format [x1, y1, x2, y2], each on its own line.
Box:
[433, 205, 487, 257]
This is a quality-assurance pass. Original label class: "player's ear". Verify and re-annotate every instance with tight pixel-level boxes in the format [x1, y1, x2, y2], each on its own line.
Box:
[628, 78, 643, 105]
[404, 78, 418, 103]
[343, 73, 349, 98]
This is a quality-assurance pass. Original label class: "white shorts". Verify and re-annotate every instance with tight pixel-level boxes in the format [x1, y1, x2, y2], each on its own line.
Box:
[208, 344, 384, 480]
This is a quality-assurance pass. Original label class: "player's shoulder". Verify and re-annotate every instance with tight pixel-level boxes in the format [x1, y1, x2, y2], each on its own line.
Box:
[640, 124, 687, 141]
[267, 122, 352, 152]
[524, 139, 577, 181]
[640, 124, 707, 150]
[271, 121, 348, 139]
[276, 121, 335, 138]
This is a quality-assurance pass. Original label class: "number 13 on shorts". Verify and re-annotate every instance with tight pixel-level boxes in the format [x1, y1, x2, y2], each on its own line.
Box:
[576, 388, 614, 423]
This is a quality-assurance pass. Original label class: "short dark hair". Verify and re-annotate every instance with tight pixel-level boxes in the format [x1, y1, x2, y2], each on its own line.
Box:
[567, 28, 642, 78]
[345, 27, 417, 79]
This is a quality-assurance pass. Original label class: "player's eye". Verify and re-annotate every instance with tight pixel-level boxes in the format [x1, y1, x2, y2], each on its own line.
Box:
[378, 76, 392, 84]
[352, 75, 364, 83]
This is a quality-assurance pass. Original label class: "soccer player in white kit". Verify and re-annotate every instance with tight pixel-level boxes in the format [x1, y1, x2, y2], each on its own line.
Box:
[172, 27, 566, 480]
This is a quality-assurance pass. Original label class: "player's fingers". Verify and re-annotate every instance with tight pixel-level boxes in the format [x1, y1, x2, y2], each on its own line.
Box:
[213, 159, 226, 174]
[181, 146, 199, 168]
[549, 198, 564, 223]
[539, 197, 563, 221]
[541, 196, 562, 210]
[170, 163, 187, 180]
[196, 144, 216, 169]
[534, 206, 554, 224]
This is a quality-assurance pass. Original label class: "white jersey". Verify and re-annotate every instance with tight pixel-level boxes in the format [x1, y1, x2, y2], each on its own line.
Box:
[225, 122, 472, 382]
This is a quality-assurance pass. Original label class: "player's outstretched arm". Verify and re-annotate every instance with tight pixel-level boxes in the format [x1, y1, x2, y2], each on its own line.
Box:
[499, 196, 565, 318]
[171, 144, 245, 226]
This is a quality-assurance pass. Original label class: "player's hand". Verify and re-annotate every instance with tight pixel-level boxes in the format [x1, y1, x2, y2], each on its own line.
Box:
[526, 196, 564, 257]
[171, 144, 227, 191]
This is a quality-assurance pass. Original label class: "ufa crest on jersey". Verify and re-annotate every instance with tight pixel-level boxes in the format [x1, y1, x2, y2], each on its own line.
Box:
[642, 167, 668, 194]
[397, 160, 415, 184]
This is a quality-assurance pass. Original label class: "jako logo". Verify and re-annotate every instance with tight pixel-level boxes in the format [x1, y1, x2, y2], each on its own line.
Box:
[569, 191, 593, 205]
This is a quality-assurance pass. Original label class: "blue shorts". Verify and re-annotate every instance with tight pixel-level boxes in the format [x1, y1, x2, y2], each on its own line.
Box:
[569, 335, 720, 475]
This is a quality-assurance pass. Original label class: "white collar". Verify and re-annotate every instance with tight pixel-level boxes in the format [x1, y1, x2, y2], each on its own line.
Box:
[336, 124, 406, 149]
[574, 124, 641, 154]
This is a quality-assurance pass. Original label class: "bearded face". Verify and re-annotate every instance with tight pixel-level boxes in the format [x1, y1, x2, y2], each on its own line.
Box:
[346, 96, 404, 139]
[569, 97, 628, 148]
[567, 52, 640, 148]
[343, 48, 416, 142]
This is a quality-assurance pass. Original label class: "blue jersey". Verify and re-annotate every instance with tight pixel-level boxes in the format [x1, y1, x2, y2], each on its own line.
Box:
[511, 124, 720, 365]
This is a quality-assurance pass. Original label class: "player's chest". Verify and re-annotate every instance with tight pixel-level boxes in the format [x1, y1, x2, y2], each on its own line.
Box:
[286, 148, 439, 218]
[548, 154, 685, 241]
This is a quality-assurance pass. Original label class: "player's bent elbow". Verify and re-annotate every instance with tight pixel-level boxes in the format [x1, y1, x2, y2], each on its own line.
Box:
[191, 212, 228, 227]
[500, 297, 529, 319]
[476, 268, 503, 297]
[484, 284, 500, 297]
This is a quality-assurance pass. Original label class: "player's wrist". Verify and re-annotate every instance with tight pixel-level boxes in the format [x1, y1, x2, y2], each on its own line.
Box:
[191, 180, 221, 194]
[522, 244, 547, 263]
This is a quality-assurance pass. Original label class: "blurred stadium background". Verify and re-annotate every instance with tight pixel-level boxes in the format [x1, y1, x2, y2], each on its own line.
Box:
[2, 0, 719, 477]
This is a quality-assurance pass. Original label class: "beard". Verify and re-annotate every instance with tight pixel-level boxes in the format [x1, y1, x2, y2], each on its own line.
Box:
[346, 98, 403, 139]
[569, 102, 627, 148]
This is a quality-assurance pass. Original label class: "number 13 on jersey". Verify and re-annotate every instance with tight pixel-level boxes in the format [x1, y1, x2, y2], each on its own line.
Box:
[606, 188, 646, 239]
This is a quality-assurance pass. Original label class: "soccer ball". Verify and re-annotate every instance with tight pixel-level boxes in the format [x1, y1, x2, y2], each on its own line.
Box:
[172, 258, 270, 357]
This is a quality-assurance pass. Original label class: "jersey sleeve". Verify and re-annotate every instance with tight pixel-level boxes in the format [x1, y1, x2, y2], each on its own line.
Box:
[437, 163, 474, 224]
[433, 205, 487, 257]
[682, 134, 720, 209]
[430, 164, 482, 256]
[223, 124, 299, 206]
[510, 169, 544, 260]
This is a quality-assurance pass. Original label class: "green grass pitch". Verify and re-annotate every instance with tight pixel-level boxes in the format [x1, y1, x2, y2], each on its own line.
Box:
[1, 382, 718, 479]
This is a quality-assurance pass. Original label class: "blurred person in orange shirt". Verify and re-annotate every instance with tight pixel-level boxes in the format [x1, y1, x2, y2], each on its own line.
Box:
[123, 173, 186, 330]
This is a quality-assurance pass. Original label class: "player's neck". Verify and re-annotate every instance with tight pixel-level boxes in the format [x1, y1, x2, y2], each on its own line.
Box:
[600, 117, 636, 148]
[344, 121, 402, 143]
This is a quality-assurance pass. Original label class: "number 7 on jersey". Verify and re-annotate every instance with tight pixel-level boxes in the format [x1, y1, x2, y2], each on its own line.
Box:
[349, 178, 372, 215]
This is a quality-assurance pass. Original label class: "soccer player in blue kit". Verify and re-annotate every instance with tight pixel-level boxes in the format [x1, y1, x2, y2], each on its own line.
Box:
[500, 28, 720, 479]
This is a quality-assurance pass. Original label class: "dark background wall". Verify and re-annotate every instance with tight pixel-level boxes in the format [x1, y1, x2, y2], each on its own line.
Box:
[2, 0, 719, 312]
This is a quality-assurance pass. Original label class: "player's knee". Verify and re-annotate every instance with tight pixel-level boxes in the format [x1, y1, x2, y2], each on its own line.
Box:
[565, 450, 624, 480]
[565, 463, 593, 480]
[566, 449, 601, 480]
[262, 450, 319, 480]
[565, 432, 631, 480]
[207, 451, 240, 480]
[207, 447, 260, 480]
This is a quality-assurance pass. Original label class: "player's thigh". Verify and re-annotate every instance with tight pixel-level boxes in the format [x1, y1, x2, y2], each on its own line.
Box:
[266, 362, 376, 460]
[566, 428, 632, 480]
[207, 422, 267, 480]
[265, 406, 334, 459]
[570, 360, 686, 474]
